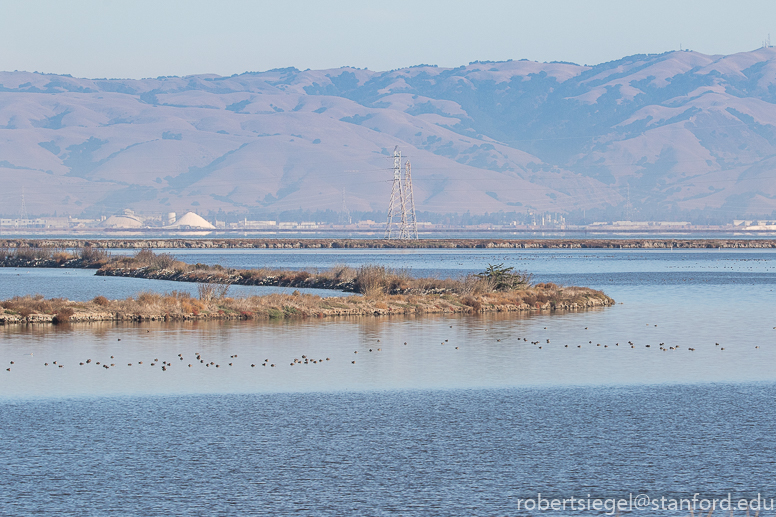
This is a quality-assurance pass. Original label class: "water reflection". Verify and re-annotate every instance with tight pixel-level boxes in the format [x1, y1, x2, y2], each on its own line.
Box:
[2, 249, 775, 399]
[2, 303, 774, 400]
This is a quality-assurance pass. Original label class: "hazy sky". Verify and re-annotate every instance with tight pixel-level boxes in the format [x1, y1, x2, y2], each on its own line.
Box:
[2, 0, 776, 78]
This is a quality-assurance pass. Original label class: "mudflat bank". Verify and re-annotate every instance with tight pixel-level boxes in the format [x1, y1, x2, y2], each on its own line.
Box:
[2, 238, 776, 250]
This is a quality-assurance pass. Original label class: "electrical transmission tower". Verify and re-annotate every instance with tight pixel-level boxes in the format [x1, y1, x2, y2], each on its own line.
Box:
[400, 161, 418, 239]
[18, 187, 28, 229]
[625, 184, 632, 221]
[384, 146, 403, 239]
[384, 146, 418, 239]
[339, 187, 351, 224]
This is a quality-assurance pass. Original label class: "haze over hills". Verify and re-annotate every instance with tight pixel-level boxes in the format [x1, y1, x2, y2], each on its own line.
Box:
[3, 48, 776, 222]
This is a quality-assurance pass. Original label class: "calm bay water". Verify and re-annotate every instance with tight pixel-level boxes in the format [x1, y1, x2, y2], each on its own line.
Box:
[1, 249, 776, 516]
[3, 386, 776, 516]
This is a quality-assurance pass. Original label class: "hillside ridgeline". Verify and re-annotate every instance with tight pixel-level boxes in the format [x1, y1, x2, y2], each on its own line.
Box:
[5, 49, 776, 218]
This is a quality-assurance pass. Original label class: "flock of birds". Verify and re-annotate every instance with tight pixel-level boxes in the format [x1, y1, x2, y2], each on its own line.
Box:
[3, 348, 284, 372]
[3, 323, 767, 373]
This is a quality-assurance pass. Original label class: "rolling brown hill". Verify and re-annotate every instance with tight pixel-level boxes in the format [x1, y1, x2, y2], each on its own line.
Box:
[2, 48, 776, 220]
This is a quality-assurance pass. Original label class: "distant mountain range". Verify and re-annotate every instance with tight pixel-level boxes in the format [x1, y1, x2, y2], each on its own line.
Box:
[2, 48, 776, 222]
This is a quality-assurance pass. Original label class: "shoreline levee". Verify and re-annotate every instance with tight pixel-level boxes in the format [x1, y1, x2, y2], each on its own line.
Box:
[1, 238, 776, 250]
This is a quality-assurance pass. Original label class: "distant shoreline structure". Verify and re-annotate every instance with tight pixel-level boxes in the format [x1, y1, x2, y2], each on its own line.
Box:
[1, 238, 776, 251]
[2, 220, 776, 241]
[2, 220, 776, 236]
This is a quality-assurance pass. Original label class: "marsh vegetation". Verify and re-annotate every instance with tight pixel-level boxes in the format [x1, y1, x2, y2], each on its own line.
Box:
[0, 247, 612, 325]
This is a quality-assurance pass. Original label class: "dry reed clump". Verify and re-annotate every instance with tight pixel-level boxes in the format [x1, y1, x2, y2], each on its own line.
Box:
[455, 275, 490, 295]
[355, 265, 388, 296]
[152, 291, 204, 315]
[0, 290, 200, 321]
[461, 296, 482, 311]
[103, 290, 208, 317]
[137, 291, 161, 306]
[0, 245, 110, 265]
[13, 247, 53, 261]
[387, 269, 412, 292]
[80, 246, 110, 264]
[52, 251, 72, 263]
[53, 307, 74, 324]
[3, 246, 74, 262]
[354, 265, 430, 295]
[197, 281, 231, 302]
[1, 294, 70, 316]
[352, 265, 513, 296]
[323, 264, 356, 283]
[92, 295, 110, 306]
[239, 268, 277, 281]
[177, 294, 206, 315]
[133, 248, 155, 264]
[471, 283, 584, 309]
[522, 293, 538, 307]
[277, 270, 311, 284]
[231, 292, 326, 318]
[133, 248, 183, 271]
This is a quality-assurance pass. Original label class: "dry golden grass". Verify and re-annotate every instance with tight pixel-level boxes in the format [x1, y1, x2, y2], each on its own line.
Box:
[98, 249, 531, 296]
[0, 245, 112, 266]
[0, 281, 613, 324]
[1, 294, 71, 318]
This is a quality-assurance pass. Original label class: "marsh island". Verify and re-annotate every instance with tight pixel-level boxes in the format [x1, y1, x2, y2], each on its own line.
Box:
[0, 247, 613, 325]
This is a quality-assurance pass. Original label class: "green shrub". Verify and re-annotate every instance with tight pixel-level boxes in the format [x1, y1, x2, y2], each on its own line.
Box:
[475, 263, 532, 291]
